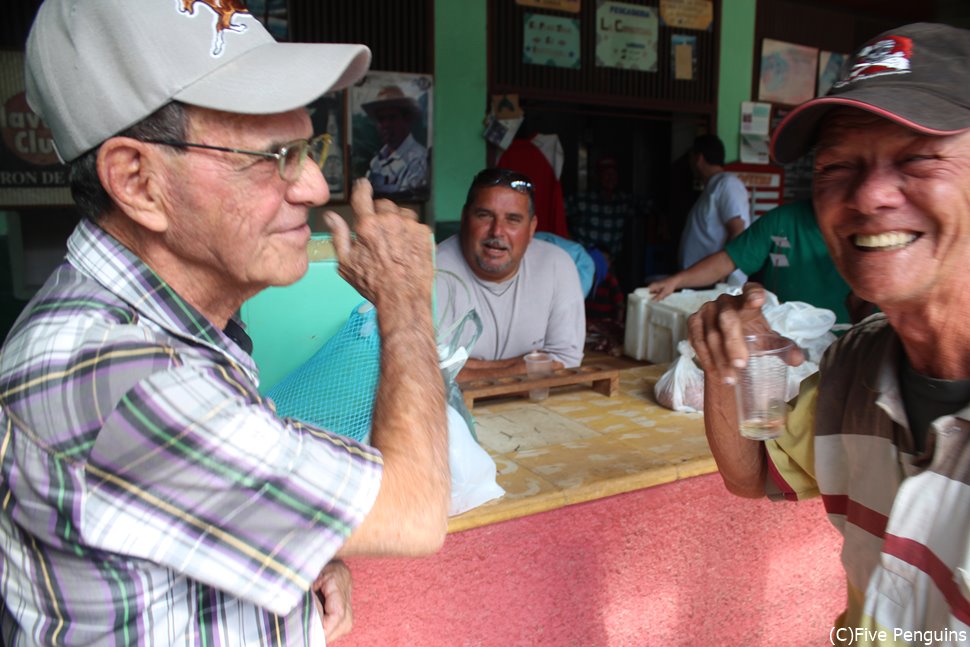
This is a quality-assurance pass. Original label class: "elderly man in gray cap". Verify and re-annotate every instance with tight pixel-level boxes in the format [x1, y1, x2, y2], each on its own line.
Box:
[0, 1, 448, 645]
[689, 23, 970, 645]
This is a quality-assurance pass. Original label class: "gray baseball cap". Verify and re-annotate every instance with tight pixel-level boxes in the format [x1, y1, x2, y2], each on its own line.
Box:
[26, 0, 372, 162]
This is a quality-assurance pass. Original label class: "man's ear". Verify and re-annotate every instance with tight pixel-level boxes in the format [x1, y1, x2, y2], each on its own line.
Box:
[97, 137, 170, 233]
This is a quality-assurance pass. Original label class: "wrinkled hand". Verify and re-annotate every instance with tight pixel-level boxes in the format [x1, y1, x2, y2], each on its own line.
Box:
[313, 560, 353, 642]
[646, 276, 678, 301]
[687, 282, 803, 384]
[326, 179, 433, 309]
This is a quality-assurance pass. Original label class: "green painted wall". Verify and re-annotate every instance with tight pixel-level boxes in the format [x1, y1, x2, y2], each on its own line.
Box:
[716, 0, 757, 163]
[432, 0, 487, 225]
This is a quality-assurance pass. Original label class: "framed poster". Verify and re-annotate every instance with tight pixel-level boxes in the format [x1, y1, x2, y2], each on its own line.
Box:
[247, 0, 288, 40]
[307, 90, 347, 201]
[349, 72, 433, 201]
[0, 51, 71, 207]
[817, 51, 848, 97]
[758, 39, 818, 106]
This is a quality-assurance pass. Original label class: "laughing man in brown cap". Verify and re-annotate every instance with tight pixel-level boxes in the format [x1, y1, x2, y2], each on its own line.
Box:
[688, 23, 970, 644]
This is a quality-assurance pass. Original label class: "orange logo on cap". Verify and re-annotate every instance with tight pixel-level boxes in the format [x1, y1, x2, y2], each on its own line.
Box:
[179, 0, 252, 57]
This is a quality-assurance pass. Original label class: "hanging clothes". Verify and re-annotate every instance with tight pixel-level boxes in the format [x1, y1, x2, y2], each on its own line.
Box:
[498, 136, 569, 238]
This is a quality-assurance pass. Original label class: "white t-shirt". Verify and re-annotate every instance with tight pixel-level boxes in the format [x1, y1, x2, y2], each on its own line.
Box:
[435, 236, 585, 368]
[678, 172, 751, 280]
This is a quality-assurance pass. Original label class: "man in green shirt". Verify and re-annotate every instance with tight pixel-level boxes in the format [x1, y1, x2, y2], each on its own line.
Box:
[647, 199, 855, 324]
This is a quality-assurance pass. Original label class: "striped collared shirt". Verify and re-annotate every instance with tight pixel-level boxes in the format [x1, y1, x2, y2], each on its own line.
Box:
[765, 315, 970, 645]
[0, 219, 383, 646]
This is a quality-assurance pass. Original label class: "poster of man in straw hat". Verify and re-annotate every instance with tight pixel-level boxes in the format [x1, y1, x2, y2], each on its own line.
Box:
[350, 72, 432, 200]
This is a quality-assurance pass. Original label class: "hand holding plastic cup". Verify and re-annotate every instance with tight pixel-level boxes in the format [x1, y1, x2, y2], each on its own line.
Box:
[735, 334, 793, 441]
[523, 351, 554, 401]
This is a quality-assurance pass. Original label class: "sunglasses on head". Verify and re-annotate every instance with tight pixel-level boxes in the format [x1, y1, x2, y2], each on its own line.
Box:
[472, 168, 535, 194]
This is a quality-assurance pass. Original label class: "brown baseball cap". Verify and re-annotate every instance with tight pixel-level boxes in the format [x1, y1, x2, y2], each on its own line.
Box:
[771, 22, 970, 164]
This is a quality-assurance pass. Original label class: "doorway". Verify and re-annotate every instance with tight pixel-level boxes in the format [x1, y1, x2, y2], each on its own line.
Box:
[497, 99, 709, 292]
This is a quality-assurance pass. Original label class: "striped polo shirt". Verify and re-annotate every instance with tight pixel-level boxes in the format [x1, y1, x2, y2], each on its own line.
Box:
[0, 219, 383, 646]
[765, 315, 970, 645]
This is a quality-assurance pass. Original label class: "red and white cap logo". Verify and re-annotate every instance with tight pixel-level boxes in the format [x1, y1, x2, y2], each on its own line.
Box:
[835, 35, 913, 89]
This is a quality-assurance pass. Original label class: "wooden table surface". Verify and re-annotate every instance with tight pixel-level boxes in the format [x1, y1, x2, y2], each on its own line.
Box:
[448, 362, 717, 532]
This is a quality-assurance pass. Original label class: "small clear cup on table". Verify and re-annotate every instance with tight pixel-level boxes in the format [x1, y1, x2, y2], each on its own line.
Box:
[523, 351, 554, 401]
[735, 334, 793, 441]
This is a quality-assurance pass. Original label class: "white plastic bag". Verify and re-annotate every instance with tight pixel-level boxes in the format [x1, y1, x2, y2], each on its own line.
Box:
[435, 269, 505, 515]
[764, 299, 837, 399]
[447, 404, 505, 515]
[654, 340, 705, 412]
[653, 292, 839, 411]
[764, 300, 836, 363]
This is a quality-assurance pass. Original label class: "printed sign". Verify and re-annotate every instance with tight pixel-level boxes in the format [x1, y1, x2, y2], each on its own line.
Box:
[659, 0, 712, 30]
[595, 1, 659, 72]
[672, 34, 697, 80]
[516, 0, 581, 13]
[523, 13, 581, 69]
[0, 52, 71, 207]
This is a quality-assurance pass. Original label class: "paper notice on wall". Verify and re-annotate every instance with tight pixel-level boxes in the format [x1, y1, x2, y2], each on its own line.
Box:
[523, 13, 582, 69]
[672, 34, 696, 80]
[739, 102, 772, 163]
[516, 0, 581, 13]
[491, 94, 523, 120]
[740, 135, 770, 165]
[483, 115, 523, 150]
[595, 1, 659, 72]
[741, 101, 772, 136]
[659, 0, 712, 30]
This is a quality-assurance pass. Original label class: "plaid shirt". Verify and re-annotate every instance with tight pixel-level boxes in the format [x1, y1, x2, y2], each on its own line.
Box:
[0, 219, 382, 646]
[565, 191, 646, 259]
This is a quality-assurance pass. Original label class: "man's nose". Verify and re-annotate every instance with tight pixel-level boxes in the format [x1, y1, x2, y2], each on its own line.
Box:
[850, 164, 905, 215]
[287, 157, 330, 207]
[488, 218, 507, 237]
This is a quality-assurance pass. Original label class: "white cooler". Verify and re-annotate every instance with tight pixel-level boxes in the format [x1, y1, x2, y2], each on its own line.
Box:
[624, 285, 734, 364]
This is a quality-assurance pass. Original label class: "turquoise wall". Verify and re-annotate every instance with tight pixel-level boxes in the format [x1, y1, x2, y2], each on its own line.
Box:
[432, 0, 487, 225]
[717, 0, 757, 163]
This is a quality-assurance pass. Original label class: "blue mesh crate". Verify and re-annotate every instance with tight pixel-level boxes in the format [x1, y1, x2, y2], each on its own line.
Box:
[239, 235, 365, 394]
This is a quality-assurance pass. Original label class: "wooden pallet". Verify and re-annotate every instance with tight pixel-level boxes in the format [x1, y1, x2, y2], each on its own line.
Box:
[460, 365, 620, 409]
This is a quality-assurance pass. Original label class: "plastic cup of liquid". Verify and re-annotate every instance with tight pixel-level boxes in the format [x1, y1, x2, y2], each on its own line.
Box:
[735, 334, 793, 441]
[523, 351, 554, 401]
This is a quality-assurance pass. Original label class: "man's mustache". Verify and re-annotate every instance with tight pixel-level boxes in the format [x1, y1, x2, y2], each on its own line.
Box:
[482, 238, 509, 251]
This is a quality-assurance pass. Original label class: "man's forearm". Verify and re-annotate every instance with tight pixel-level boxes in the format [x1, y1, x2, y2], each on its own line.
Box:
[456, 357, 528, 383]
[340, 299, 448, 556]
[702, 373, 768, 498]
[678, 251, 737, 289]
